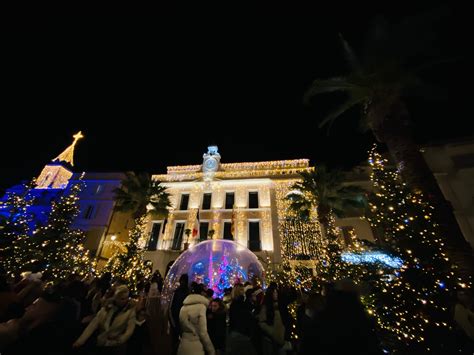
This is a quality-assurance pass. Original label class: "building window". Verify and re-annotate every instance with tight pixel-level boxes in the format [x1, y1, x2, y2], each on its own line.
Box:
[249, 191, 259, 209]
[84, 205, 94, 219]
[148, 222, 162, 251]
[172, 222, 185, 250]
[95, 184, 104, 195]
[225, 192, 235, 210]
[248, 221, 261, 251]
[179, 194, 190, 210]
[202, 193, 212, 210]
[223, 222, 233, 240]
[199, 222, 209, 241]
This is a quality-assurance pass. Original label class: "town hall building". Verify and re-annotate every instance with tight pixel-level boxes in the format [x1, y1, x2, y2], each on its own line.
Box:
[141, 146, 374, 274]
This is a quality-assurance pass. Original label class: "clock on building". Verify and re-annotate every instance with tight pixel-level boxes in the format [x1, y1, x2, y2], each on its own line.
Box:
[204, 157, 218, 172]
[202, 145, 221, 174]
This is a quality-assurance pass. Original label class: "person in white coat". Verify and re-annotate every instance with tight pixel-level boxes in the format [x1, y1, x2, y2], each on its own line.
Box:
[177, 283, 215, 355]
[73, 285, 136, 351]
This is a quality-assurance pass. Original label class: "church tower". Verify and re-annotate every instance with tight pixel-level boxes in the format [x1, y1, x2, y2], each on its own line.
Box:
[36, 131, 84, 189]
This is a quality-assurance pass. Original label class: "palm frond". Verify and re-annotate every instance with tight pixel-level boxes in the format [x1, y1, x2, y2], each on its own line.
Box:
[288, 165, 366, 221]
[319, 94, 367, 132]
[114, 172, 171, 219]
[339, 33, 362, 74]
[303, 77, 362, 104]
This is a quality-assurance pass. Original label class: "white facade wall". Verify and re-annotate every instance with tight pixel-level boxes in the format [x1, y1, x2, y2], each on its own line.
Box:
[422, 141, 474, 246]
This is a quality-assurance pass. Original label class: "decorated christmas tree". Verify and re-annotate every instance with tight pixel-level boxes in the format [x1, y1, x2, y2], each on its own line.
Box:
[366, 146, 462, 352]
[0, 180, 36, 275]
[103, 215, 151, 293]
[30, 182, 91, 281]
[104, 172, 170, 294]
[284, 167, 367, 285]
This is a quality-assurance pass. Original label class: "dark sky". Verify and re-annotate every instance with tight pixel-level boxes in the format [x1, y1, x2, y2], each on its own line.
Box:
[1, 4, 471, 190]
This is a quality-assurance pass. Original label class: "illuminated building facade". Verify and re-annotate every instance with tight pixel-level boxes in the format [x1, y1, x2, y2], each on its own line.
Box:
[0, 132, 131, 258]
[142, 146, 374, 274]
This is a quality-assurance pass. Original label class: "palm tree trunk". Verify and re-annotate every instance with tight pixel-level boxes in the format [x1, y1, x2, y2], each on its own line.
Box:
[318, 222, 327, 266]
[319, 220, 327, 240]
[369, 98, 474, 280]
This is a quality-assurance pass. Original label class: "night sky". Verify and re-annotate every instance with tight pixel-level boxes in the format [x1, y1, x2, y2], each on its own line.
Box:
[2, 4, 471, 190]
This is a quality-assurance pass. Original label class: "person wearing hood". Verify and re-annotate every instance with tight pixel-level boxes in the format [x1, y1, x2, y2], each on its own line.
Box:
[177, 283, 215, 355]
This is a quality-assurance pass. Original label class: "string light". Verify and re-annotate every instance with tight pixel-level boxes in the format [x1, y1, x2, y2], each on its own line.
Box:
[0, 179, 36, 275]
[102, 215, 152, 294]
[4, 182, 94, 281]
[341, 251, 403, 268]
[365, 145, 468, 352]
[155, 160, 314, 182]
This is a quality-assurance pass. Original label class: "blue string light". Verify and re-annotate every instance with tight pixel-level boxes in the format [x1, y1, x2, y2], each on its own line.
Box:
[341, 251, 403, 268]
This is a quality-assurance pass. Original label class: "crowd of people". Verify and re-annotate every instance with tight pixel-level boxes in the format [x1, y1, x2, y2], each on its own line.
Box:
[0, 267, 164, 355]
[1, 265, 473, 355]
[168, 275, 382, 355]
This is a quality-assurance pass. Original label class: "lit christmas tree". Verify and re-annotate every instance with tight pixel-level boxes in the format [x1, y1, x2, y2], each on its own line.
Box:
[366, 145, 464, 352]
[30, 182, 92, 281]
[104, 172, 170, 293]
[285, 167, 367, 284]
[0, 180, 36, 275]
[103, 215, 152, 294]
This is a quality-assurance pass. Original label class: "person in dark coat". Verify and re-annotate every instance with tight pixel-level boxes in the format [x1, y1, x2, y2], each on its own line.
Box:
[278, 285, 297, 346]
[0, 275, 20, 323]
[207, 299, 226, 354]
[3, 288, 80, 355]
[228, 284, 257, 355]
[246, 288, 262, 355]
[316, 281, 382, 355]
[151, 270, 164, 293]
[169, 274, 189, 355]
[127, 308, 151, 355]
[258, 283, 285, 355]
[298, 292, 326, 355]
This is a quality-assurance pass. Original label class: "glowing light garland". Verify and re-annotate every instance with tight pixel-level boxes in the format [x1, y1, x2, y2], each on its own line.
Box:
[25, 182, 92, 281]
[341, 251, 403, 268]
[155, 160, 313, 182]
[167, 159, 310, 173]
[36, 165, 73, 189]
[102, 215, 152, 294]
[0, 180, 36, 275]
[365, 145, 467, 352]
[52, 131, 83, 167]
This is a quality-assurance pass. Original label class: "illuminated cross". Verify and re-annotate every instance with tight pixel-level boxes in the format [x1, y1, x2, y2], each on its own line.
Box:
[52, 131, 85, 166]
[73, 131, 84, 143]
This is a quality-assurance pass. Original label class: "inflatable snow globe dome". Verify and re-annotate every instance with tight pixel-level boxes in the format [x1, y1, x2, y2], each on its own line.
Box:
[161, 239, 265, 305]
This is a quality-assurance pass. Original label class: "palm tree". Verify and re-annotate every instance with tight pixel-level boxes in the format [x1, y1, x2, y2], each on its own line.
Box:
[114, 171, 171, 220]
[304, 12, 473, 277]
[287, 166, 366, 281]
[287, 166, 366, 240]
[103, 172, 171, 283]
